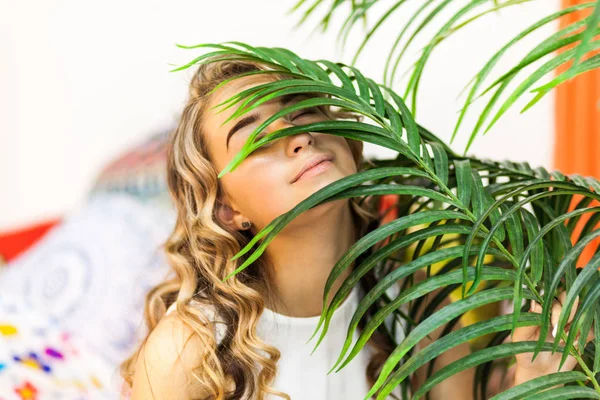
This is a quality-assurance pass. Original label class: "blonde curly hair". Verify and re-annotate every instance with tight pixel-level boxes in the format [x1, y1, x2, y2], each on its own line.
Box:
[119, 55, 397, 399]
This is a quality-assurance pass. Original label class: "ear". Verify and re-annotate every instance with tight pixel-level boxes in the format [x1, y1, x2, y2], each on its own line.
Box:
[215, 196, 248, 231]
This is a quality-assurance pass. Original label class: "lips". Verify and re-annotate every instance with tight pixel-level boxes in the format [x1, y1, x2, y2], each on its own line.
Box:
[291, 154, 335, 184]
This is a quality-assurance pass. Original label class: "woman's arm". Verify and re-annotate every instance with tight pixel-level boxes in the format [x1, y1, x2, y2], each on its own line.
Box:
[511, 292, 595, 387]
[412, 330, 475, 400]
[409, 271, 475, 400]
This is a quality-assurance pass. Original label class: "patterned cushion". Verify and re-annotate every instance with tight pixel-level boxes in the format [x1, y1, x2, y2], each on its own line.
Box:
[0, 129, 179, 398]
[0, 193, 176, 370]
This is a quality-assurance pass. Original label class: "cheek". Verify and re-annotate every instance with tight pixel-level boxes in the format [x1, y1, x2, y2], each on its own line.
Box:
[223, 159, 294, 219]
[337, 138, 360, 174]
[220, 136, 361, 224]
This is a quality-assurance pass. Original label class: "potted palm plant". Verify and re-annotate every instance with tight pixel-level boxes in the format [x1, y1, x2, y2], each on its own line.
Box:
[168, 2, 600, 393]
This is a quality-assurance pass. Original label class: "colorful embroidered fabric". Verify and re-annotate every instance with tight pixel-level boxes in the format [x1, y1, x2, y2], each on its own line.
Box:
[0, 193, 176, 370]
[0, 131, 176, 399]
[0, 296, 120, 399]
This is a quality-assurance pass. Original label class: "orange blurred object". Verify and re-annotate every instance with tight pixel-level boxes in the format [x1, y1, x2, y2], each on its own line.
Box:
[555, 0, 600, 268]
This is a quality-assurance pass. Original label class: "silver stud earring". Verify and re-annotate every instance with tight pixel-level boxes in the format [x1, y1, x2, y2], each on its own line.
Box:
[242, 221, 251, 229]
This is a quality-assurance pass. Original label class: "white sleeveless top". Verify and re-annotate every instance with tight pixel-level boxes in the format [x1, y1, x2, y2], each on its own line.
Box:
[166, 284, 406, 400]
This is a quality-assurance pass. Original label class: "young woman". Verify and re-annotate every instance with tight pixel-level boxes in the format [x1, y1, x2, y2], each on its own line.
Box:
[119, 56, 591, 400]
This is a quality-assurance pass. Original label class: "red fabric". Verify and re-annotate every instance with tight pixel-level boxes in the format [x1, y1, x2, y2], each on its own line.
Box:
[378, 194, 399, 225]
[0, 218, 62, 263]
[377, 194, 399, 248]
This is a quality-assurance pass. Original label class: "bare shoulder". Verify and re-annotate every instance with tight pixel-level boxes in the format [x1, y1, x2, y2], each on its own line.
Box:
[130, 310, 212, 400]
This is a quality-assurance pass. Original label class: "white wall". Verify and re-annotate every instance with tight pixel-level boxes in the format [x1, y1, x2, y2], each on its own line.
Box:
[0, 0, 560, 230]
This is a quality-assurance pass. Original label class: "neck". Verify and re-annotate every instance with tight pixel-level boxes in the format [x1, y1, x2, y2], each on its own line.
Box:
[262, 200, 359, 317]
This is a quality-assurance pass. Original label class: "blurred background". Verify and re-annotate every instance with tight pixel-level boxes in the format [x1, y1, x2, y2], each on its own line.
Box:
[1, 0, 566, 231]
[1, 0, 597, 398]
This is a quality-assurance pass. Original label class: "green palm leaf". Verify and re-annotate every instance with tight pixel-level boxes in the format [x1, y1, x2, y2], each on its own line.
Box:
[521, 386, 600, 399]
[331, 266, 515, 373]
[378, 314, 547, 398]
[490, 371, 589, 400]
[288, 0, 600, 153]
[410, 342, 567, 400]
[171, 42, 600, 398]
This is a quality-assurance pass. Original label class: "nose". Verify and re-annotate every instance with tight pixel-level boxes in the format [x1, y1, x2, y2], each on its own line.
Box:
[287, 131, 314, 155]
[266, 117, 315, 155]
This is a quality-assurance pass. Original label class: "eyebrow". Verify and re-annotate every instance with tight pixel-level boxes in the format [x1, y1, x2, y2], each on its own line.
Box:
[225, 93, 309, 150]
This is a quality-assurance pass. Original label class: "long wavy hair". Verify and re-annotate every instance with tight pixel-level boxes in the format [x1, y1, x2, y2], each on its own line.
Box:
[119, 56, 399, 400]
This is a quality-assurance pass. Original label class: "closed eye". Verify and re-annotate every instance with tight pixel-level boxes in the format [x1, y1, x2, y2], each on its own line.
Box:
[248, 109, 317, 143]
[292, 107, 319, 120]
[249, 108, 322, 153]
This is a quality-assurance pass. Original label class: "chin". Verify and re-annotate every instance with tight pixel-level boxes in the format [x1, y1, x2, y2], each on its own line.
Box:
[300, 198, 345, 219]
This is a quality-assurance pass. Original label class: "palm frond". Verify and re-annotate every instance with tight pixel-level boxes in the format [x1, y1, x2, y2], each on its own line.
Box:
[288, 0, 600, 154]
[171, 42, 600, 399]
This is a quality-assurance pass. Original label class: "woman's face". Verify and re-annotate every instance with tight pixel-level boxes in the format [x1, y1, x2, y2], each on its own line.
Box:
[202, 74, 361, 232]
